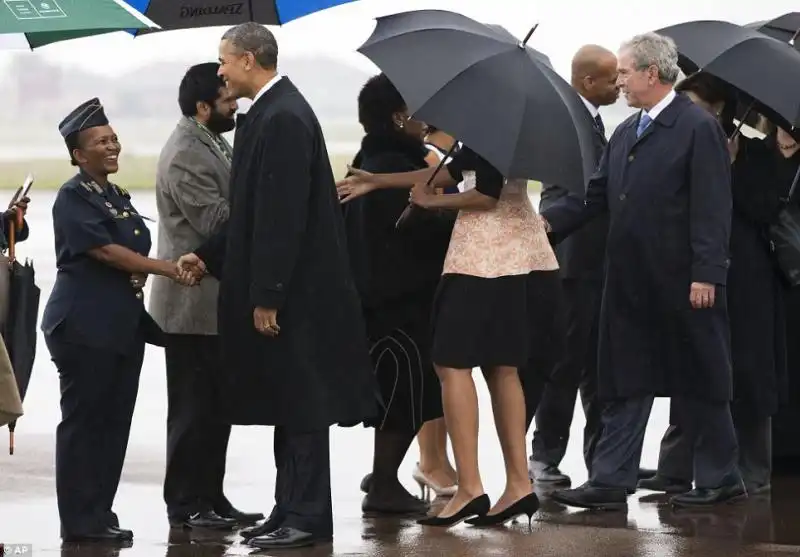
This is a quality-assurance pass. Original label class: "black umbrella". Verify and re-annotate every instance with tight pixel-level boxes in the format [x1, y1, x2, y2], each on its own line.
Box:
[746, 13, 800, 50]
[3, 215, 40, 455]
[656, 20, 800, 129]
[357, 9, 598, 189]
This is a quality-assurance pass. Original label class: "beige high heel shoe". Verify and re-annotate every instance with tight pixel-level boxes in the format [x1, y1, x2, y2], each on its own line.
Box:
[412, 463, 458, 501]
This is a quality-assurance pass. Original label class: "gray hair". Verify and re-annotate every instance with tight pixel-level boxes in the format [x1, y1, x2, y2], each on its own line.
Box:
[221, 22, 278, 69]
[620, 32, 680, 84]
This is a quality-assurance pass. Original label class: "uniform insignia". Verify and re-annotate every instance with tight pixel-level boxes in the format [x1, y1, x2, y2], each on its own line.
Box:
[110, 208, 118, 216]
[105, 201, 113, 207]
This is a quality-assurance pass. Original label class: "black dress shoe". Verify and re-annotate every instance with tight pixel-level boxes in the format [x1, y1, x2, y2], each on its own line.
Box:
[362, 491, 429, 516]
[638, 474, 693, 494]
[417, 494, 491, 527]
[466, 492, 539, 528]
[214, 506, 265, 524]
[169, 510, 237, 530]
[62, 526, 132, 542]
[670, 482, 747, 508]
[550, 482, 628, 511]
[248, 527, 317, 549]
[240, 508, 285, 540]
[109, 526, 134, 540]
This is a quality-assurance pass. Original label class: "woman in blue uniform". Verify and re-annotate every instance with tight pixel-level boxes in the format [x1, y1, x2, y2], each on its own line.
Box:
[42, 98, 194, 543]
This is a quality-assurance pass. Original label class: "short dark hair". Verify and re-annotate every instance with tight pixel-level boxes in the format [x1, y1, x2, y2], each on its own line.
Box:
[65, 132, 81, 166]
[178, 62, 226, 117]
[357, 73, 406, 135]
[675, 71, 731, 106]
[221, 22, 278, 70]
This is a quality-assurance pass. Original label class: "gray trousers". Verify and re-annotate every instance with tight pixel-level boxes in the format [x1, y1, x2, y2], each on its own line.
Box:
[657, 401, 771, 490]
[590, 396, 741, 490]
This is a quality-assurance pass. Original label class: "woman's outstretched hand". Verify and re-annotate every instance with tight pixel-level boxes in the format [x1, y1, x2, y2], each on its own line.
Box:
[336, 167, 376, 203]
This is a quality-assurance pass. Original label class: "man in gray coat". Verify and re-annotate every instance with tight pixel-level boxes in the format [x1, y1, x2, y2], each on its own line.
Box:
[150, 62, 262, 529]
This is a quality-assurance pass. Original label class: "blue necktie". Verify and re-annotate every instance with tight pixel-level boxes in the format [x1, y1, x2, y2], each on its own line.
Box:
[636, 113, 652, 138]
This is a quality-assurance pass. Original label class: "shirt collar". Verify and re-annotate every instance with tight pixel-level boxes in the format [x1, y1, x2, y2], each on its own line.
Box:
[644, 89, 676, 121]
[252, 73, 282, 105]
[579, 94, 599, 118]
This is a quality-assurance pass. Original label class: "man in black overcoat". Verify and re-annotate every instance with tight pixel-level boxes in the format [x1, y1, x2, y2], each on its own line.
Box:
[542, 32, 746, 509]
[526, 44, 620, 486]
[179, 23, 377, 550]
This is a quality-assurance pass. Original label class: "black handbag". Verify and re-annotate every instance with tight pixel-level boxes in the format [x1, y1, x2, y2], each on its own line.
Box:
[769, 164, 800, 286]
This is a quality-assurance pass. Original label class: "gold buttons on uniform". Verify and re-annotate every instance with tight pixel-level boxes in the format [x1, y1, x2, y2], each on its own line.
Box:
[628, 155, 635, 162]
[134, 229, 140, 236]
[135, 291, 143, 300]
[122, 211, 130, 218]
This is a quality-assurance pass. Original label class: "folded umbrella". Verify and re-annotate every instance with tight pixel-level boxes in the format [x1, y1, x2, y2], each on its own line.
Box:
[0, 0, 158, 49]
[3, 211, 40, 454]
[656, 20, 800, 128]
[0, 333, 23, 428]
[357, 9, 597, 189]
[124, 0, 356, 34]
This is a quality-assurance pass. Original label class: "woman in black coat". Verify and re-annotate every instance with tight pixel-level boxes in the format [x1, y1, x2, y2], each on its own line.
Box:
[644, 73, 787, 495]
[344, 74, 454, 515]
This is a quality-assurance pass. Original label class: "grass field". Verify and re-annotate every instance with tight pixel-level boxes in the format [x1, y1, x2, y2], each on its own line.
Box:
[0, 154, 542, 193]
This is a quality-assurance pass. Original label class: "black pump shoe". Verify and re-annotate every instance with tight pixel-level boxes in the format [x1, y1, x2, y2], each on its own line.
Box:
[466, 492, 539, 527]
[417, 494, 490, 527]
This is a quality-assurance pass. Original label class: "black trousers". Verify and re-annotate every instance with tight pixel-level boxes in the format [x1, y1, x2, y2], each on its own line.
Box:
[163, 334, 232, 518]
[529, 278, 603, 473]
[591, 396, 741, 490]
[48, 334, 144, 536]
[267, 427, 333, 538]
[655, 402, 771, 490]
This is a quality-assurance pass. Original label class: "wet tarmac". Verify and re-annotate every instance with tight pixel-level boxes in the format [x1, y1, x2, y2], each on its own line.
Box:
[2, 191, 800, 556]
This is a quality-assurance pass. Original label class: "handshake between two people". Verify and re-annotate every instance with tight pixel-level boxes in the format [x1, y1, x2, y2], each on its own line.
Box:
[171, 252, 207, 287]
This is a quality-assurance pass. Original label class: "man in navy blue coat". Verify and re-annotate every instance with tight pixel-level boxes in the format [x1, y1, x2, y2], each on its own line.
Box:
[542, 32, 745, 509]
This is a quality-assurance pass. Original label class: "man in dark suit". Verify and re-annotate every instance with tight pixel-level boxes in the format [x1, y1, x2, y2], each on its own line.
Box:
[542, 32, 746, 509]
[178, 23, 377, 549]
[527, 44, 620, 486]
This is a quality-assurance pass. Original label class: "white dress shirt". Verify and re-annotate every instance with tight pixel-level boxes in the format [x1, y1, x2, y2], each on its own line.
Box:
[644, 89, 676, 121]
[252, 73, 283, 104]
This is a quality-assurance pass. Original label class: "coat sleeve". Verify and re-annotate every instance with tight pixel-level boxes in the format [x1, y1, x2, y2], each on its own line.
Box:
[166, 141, 230, 238]
[1, 213, 28, 245]
[249, 111, 313, 311]
[688, 117, 732, 286]
[194, 221, 228, 280]
[541, 143, 610, 244]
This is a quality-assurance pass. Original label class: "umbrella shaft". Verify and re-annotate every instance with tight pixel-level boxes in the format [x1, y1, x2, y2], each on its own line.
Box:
[788, 163, 800, 201]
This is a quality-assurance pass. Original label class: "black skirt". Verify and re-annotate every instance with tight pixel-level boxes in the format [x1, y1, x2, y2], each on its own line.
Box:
[365, 318, 443, 432]
[432, 272, 532, 369]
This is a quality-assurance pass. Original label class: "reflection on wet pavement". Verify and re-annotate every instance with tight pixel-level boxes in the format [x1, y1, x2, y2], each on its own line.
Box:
[3, 194, 800, 556]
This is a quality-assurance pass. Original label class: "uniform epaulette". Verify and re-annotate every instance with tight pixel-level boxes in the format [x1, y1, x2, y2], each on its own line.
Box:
[114, 185, 131, 199]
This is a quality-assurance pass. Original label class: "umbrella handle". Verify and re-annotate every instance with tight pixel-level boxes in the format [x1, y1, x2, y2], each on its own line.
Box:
[395, 141, 460, 228]
[8, 429, 14, 455]
[7, 207, 17, 264]
[729, 100, 756, 141]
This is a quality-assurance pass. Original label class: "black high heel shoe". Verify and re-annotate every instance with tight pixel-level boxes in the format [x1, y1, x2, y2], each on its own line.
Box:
[417, 494, 490, 527]
[465, 492, 539, 528]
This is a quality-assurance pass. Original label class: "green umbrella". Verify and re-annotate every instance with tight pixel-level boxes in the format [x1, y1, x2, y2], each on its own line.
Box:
[0, 0, 158, 49]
